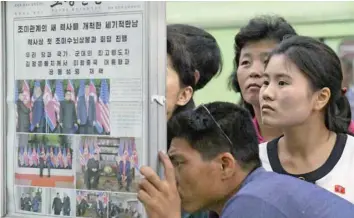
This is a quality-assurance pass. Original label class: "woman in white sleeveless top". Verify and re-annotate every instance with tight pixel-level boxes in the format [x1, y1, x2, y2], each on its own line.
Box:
[259, 35, 354, 203]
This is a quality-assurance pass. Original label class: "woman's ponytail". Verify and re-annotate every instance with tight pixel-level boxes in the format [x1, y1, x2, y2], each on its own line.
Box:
[326, 94, 352, 135]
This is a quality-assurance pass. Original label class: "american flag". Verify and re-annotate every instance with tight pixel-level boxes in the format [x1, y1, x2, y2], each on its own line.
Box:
[79, 145, 86, 166]
[22, 80, 33, 130]
[32, 147, 38, 165]
[67, 80, 78, 131]
[54, 80, 64, 121]
[53, 147, 58, 167]
[131, 138, 139, 170]
[31, 81, 41, 104]
[28, 148, 33, 166]
[67, 80, 77, 130]
[67, 148, 72, 167]
[89, 79, 97, 102]
[30, 81, 41, 131]
[97, 79, 110, 133]
[77, 80, 85, 101]
[22, 80, 32, 109]
[46, 147, 50, 162]
[44, 80, 57, 131]
[24, 147, 29, 166]
[63, 147, 68, 168]
[128, 139, 133, 156]
[67, 80, 76, 102]
[36, 146, 40, 163]
[89, 142, 95, 158]
[76, 80, 85, 129]
[118, 139, 126, 157]
[94, 142, 101, 154]
[89, 80, 103, 133]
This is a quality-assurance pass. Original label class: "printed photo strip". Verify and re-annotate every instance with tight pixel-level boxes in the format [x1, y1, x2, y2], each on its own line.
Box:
[76, 190, 108, 218]
[15, 79, 110, 135]
[50, 188, 76, 217]
[76, 137, 141, 193]
[16, 186, 45, 215]
[108, 193, 142, 218]
[15, 134, 75, 188]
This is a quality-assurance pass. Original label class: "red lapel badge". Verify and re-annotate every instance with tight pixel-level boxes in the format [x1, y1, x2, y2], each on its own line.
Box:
[335, 185, 346, 194]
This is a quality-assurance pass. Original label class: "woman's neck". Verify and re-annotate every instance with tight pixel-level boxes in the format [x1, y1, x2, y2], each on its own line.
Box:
[281, 115, 333, 157]
[253, 105, 283, 141]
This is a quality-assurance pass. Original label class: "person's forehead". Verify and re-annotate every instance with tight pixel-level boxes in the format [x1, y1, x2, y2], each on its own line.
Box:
[241, 39, 278, 54]
[265, 55, 297, 74]
[168, 137, 198, 157]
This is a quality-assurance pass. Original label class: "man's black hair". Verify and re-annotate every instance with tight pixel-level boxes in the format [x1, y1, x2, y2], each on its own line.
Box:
[168, 101, 261, 170]
[168, 24, 223, 90]
[167, 30, 196, 116]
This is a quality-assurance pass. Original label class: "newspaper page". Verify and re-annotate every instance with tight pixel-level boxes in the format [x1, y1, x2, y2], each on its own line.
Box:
[6, 1, 147, 217]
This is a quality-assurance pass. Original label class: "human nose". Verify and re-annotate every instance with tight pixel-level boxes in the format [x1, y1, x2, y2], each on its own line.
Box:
[261, 82, 275, 101]
[249, 61, 264, 78]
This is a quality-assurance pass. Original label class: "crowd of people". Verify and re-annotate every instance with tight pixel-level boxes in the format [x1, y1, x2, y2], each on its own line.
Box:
[137, 15, 354, 218]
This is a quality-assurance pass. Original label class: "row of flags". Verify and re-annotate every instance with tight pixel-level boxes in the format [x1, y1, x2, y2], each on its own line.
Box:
[15, 79, 110, 134]
[79, 137, 102, 166]
[78, 138, 139, 171]
[18, 146, 72, 168]
[119, 138, 139, 171]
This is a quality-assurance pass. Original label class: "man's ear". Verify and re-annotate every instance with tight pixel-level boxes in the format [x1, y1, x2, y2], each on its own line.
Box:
[194, 70, 200, 85]
[176, 86, 193, 106]
[214, 152, 237, 180]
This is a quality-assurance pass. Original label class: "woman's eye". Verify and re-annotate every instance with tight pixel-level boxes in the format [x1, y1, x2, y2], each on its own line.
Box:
[278, 81, 287, 86]
[240, 60, 250, 66]
[263, 80, 269, 86]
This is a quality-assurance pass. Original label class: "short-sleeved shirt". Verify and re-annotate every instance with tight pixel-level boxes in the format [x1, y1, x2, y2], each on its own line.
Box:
[259, 133, 354, 203]
[221, 167, 354, 218]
